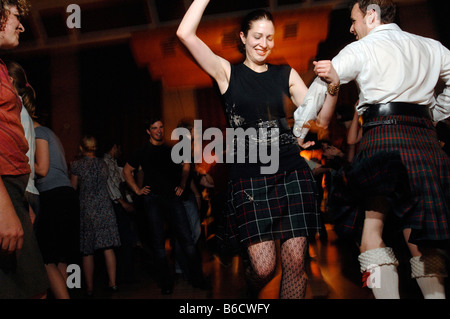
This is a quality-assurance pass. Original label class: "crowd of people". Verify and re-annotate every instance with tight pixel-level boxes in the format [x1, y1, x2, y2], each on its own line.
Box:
[1, 0, 449, 300]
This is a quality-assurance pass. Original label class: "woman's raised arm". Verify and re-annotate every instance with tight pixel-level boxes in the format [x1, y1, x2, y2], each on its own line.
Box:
[176, 0, 230, 93]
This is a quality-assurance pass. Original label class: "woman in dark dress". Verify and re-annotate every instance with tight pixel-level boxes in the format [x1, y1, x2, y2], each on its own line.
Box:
[177, 0, 339, 298]
[71, 136, 121, 296]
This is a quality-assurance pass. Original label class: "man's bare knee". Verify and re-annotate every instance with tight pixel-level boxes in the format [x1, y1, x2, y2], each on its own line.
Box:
[360, 210, 386, 253]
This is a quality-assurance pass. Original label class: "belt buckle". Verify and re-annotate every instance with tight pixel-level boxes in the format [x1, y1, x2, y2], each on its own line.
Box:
[382, 119, 397, 125]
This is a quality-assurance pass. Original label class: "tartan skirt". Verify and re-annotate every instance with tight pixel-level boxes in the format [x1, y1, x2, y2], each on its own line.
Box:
[225, 166, 321, 251]
[330, 115, 450, 244]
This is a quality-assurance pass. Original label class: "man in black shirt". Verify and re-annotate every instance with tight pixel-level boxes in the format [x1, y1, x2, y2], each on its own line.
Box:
[123, 118, 206, 294]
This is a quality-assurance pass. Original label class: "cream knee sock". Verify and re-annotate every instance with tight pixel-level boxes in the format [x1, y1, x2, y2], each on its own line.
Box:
[415, 276, 446, 299]
[359, 247, 400, 299]
[411, 254, 447, 299]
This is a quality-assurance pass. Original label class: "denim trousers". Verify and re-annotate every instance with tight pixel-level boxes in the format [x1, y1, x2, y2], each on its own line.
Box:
[142, 193, 202, 286]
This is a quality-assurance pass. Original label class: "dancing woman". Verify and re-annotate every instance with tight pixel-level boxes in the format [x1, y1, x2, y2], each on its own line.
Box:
[177, 0, 339, 298]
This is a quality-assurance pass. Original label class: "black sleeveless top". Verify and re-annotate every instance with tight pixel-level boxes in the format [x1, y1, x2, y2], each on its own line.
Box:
[221, 63, 308, 180]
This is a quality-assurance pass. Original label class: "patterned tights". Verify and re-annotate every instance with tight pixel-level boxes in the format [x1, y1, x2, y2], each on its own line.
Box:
[247, 237, 308, 299]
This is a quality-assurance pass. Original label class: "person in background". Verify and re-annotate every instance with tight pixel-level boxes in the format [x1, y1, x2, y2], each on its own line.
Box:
[71, 136, 121, 297]
[103, 140, 138, 284]
[6, 61, 39, 230]
[123, 118, 208, 295]
[33, 116, 80, 299]
[173, 119, 203, 280]
[7, 61, 78, 300]
[0, 0, 48, 299]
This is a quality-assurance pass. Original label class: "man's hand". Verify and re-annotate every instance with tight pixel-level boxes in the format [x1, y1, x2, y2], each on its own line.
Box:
[175, 186, 184, 197]
[0, 179, 24, 253]
[135, 186, 151, 196]
[0, 208, 24, 253]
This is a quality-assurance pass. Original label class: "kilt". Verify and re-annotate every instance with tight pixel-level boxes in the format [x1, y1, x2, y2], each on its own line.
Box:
[225, 167, 321, 251]
[332, 114, 450, 244]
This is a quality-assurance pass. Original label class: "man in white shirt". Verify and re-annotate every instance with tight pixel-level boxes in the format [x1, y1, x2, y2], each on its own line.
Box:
[295, 0, 450, 299]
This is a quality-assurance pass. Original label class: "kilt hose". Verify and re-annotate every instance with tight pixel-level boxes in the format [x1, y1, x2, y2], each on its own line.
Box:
[224, 167, 322, 251]
[332, 114, 450, 245]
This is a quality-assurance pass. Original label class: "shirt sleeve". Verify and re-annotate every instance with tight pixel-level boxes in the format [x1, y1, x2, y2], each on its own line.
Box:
[126, 147, 142, 170]
[432, 43, 450, 122]
[293, 77, 327, 138]
[293, 43, 364, 139]
[70, 160, 80, 176]
[34, 126, 50, 142]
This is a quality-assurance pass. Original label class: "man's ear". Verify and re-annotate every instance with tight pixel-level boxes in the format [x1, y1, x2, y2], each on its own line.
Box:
[366, 4, 381, 27]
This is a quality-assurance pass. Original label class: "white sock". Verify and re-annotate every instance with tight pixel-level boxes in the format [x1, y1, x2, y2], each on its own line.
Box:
[411, 255, 447, 299]
[415, 276, 446, 299]
[359, 248, 400, 299]
[370, 264, 400, 299]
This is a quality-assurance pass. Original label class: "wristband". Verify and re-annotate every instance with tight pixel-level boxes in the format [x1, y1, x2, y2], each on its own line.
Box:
[327, 83, 340, 96]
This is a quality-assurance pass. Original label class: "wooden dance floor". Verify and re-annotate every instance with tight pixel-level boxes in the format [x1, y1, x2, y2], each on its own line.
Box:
[63, 223, 450, 301]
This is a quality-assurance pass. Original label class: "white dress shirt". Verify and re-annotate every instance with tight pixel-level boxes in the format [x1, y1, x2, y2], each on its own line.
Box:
[20, 102, 39, 195]
[103, 153, 124, 203]
[294, 23, 450, 139]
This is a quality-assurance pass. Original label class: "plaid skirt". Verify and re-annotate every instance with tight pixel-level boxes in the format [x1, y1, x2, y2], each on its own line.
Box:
[224, 166, 321, 251]
[330, 115, 450, 244]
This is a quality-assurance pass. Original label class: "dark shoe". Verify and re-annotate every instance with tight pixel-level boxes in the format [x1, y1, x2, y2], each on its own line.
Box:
[107, 285, 118, 292]
[161, 285, 173, 295]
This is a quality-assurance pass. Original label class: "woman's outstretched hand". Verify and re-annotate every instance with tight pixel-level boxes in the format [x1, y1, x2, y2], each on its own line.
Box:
[297, 138, 315, 149]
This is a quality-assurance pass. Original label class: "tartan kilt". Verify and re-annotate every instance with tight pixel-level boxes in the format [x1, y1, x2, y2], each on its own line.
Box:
[333, 115, 450, 244]
[224, 167, 321, 251]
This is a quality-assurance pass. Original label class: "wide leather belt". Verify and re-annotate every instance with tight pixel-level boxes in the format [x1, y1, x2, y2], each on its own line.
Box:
[362, 102, 432, 122]
[362, 102, 432, 134]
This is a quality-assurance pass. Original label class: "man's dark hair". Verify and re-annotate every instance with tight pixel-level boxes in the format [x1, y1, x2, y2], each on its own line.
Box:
[144, 116, 163, 130]
[350, 0, 397, 24]
[318, 139, 332, 149]
[103, 139, 120, 154]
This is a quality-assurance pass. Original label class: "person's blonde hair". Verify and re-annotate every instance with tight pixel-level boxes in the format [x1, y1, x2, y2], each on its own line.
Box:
[80, 136, 97, 154]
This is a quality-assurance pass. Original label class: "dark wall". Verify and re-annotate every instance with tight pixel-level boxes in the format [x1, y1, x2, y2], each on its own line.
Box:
[78, 43, 161, 162]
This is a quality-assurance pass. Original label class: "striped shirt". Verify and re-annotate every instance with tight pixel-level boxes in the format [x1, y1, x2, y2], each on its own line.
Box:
[0, 60, 30, 176]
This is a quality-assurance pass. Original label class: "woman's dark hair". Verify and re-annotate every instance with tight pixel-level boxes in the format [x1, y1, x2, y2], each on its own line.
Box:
[6, 60, 37, 118]
[238, 9, 274, 55]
